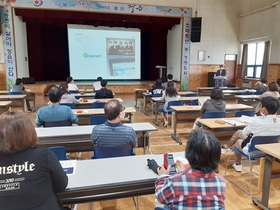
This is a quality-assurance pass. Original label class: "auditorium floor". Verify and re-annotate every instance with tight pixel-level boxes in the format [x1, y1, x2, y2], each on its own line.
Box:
[19, 93, 280, 210]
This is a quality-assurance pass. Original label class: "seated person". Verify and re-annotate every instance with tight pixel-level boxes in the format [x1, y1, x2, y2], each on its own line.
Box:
[160, 81, 180, 127]
[11, 78, 36, 112]
[193, 87, 226, 130]
[221, 96, 280, 172]
[66, 76, 79, 92]
[93, 76, 102, 92]
[155, 129, 226, 209]
[0, 111, 68, 209]
[95, 80, 114, 99]
[59, 83, 81, 104]
[36, 86, 78, 127]
[152, 79, 164, 94]
[160, 76, 168, 90]
[91, 99, 137, 148]
[254, 82, 279, 114]
[163, 74, 177, 90]
[254, 78, 268, 92]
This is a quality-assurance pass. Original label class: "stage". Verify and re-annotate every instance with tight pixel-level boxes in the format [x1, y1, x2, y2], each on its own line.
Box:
[24, 80, 154, 94]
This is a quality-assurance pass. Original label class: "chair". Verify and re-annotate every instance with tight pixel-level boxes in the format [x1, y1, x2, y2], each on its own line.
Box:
[155, 207, 168, 210]
[224, 135, 279, 195]
[202, 111, 225, 119]
[151, 93, 163, 114]
[90, 115, 107, 125]
[43, 120, 72, 127]
[185, 93, 198, 97]
[60, 103, 76, 109]
[69, 90, 79, 94]
[8, 91, 22, 95]
[235, 110, 255, 117]
[163, 100, 184, 127]
[254, 90, 264, 95]
[91, 144, 135, 159]
[91, 101, 106, 108]
[48, 146, 69, 160]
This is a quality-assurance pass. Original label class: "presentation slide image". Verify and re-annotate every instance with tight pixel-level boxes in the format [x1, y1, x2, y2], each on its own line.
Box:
[109, 58, 135, 77]
[107, 38, 135, 56]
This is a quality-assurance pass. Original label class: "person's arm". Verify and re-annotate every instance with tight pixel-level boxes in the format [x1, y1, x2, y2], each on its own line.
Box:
[35, 110, 44, 127]
[47, 150, 68, 193]
[90, 127, 98, 145]
[155, 174, 175, 205]
[200, 100, 209, 114]
[129, 129, 138, 148]
[66, 107, 78, 123]
[109, 90, 114, 98]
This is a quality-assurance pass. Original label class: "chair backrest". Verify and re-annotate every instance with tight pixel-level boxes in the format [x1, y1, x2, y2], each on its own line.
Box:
[242, 91, 254, 95]
[254, 90, 264, 95]
[185, 93, 198, 97]
[90, 115, 107, 125]
[60, 103, 76, 109]
[48, 146, 69, 160]
[8, 91, 22, 95]
[154, 207, 168, 210]
[235, 110, 255, 117]
[92, 144, 135, 159]
[43, 120, 72, 127]
[91, 101, 106, 108]
[69, 90, 79, 94]
[152, 93, 163, 98]
[166, 100, 184, 111]
[202, 111, 225, 119]
[248, 135, 279, 154]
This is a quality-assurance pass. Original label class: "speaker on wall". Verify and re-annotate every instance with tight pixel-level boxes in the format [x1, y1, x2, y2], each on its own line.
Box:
[191, 17, 202, 42]
[22, 77, 35, 84]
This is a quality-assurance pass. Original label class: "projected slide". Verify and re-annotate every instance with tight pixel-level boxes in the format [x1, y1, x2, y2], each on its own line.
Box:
[67, 25, 141, 80]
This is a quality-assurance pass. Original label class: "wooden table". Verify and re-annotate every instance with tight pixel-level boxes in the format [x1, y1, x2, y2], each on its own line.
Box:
[36, 123, 157, 154]
[72, 93, 95, 99]
[170, 104, 253, 144]
[76, 98, 123, 108]
[196, 86, 244, 96]
[252, 143, 280, 210]
[151, 96, 210, 126]
[0, 101, 12, 111]
[0, 95, 27, 111]
[142, 91, 197, 116]
[234, 94, 260, 103]
[72, 107, 136, 123]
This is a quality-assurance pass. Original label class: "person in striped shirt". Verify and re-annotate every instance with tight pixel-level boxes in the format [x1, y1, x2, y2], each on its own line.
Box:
[91, 99, 137, 148]
[155, 129, 226, 209]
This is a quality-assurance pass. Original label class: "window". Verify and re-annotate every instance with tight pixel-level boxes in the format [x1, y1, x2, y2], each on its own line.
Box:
[246, 42, 264, 78]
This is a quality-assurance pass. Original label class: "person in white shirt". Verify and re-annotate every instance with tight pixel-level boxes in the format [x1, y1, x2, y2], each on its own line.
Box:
[66, 76, 79, 92]
[221, 96, 280, 172]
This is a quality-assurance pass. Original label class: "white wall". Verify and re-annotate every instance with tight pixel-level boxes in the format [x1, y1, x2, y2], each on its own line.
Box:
[14, 15, 29, 78]
[239, 0, 280, 63]
[167, 23, 182, 81]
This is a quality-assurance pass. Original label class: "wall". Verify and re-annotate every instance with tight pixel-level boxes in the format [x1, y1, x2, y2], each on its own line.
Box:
[167, 23, 182, 81]
[239, 0, 280, 64]
[14, 15, 29, 78]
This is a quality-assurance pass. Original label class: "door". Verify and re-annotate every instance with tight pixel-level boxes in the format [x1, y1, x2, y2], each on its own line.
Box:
[224, 54, 237, 84]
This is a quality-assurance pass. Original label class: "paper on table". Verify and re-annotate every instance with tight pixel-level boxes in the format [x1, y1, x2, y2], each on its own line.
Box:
[60, 160, 77, 175]
[222, 119, 245, 126]
[239, 115, 255, 123]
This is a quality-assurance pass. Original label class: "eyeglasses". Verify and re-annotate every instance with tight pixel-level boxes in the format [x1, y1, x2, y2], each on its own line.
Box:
[121, 107, 126, 112]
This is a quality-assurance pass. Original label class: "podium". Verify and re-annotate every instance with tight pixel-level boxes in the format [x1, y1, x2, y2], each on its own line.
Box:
[155, 65, 167, 78]
[214, 75, 227, 87]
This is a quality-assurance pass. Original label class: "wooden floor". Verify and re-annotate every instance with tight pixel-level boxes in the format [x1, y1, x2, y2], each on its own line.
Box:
[17, 93, 280, 210]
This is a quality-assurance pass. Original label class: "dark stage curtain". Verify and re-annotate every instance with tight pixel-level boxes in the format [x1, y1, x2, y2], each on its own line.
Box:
[19, 9, 179, 81]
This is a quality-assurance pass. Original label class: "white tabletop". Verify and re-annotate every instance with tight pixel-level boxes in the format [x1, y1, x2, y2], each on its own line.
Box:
[65, 151, 185, 189]
[36, 123, 157, 138]
[0, 101, 12, 106]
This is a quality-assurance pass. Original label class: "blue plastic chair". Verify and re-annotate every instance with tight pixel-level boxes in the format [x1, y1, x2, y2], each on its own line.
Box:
[60, 103, 76, 109]
[254, 90, 264, 95]
[69, 90, 79, 94]
[202, 111, 225, 119]
[48, 146, 69, 160]
[8, 91, 23, 101]
[90, 115, 107, 125]
[155, 207, 168, 210]
[225, 135, 279, 195]
[162, 100, 184, 127]
[91, 101, 106, 108]
[43, 120, 72, 127]
[185, 93, 198, 97]
[92, 144, 135, 159]
[235, 110, 255, 117]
